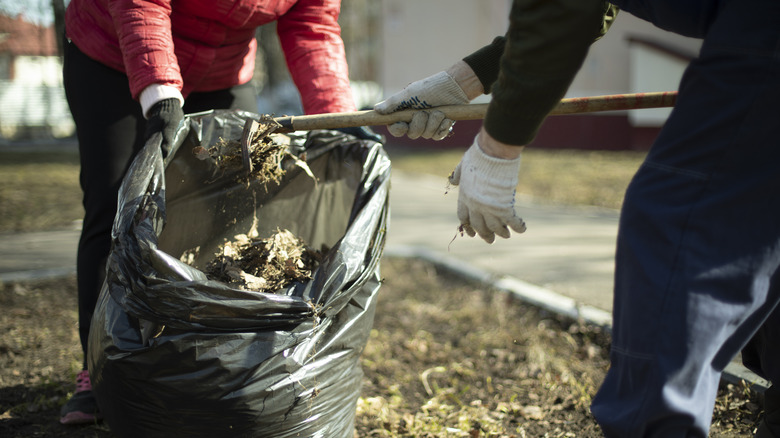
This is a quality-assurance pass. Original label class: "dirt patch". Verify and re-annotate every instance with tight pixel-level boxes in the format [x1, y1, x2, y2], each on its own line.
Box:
[0, 257, 763, 437]
[357, 258, 763, 437]
[0, 275, 112, 438]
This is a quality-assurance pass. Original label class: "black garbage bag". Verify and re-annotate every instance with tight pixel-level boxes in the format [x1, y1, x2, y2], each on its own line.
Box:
[87, 110, 390, 438]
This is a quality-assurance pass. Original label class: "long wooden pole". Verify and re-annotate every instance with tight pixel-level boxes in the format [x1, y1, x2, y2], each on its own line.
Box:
[272, 91, 677, 133]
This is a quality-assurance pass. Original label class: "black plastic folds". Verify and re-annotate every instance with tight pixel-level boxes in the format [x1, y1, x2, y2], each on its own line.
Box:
[87, 110, 391, 438]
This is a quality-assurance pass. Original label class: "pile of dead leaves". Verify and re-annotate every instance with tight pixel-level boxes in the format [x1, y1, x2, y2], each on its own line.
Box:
[199, 229, 324, 292]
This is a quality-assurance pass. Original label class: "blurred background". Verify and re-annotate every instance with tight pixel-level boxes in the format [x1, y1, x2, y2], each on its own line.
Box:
[0, 0, 701, 150]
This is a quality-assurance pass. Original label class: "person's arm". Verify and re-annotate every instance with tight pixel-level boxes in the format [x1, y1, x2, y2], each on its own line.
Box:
[483, 0, 617, 147]
[451, 0, 617, 242]
[374, 1, 616, 143]
[461, 36, 507, 95]
[461, 2, 615, 102]
[107, 0, 184, 157]
[108, 0, 184, 117]
[276, 0, 356, 115]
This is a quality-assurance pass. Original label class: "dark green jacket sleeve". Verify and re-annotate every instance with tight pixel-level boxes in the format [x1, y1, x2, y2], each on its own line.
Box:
[463, 0, 618, 146]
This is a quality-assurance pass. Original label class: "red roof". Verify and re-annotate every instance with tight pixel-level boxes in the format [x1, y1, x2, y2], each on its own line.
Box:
[0, 14, 57, 57]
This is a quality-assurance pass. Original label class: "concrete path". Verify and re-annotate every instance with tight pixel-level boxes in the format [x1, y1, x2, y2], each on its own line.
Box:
[0, 228, 79, 283]
[385, 170, 619, 314]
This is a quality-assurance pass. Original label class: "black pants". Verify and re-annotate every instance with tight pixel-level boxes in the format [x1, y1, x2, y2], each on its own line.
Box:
[63, 39, 259, 368]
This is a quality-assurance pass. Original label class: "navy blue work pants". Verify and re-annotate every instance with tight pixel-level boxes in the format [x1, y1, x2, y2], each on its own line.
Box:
[63, 39, 259, 369]
[591, 0, 780, 436]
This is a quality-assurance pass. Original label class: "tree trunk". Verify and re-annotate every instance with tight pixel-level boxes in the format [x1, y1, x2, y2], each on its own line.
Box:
[51, 0, 66, 58]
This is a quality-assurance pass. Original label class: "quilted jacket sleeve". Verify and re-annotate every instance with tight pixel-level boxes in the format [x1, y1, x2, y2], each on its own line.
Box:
[108, 0, 183, 100]
[276, 0, 356, 115]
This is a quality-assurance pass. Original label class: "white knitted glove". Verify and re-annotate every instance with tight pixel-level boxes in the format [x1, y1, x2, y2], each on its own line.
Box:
[374, 71, 469, 140]
[448, 138, 526, 243]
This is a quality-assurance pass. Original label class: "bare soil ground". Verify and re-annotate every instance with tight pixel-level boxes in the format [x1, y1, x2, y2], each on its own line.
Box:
[0, 257, 763, 437]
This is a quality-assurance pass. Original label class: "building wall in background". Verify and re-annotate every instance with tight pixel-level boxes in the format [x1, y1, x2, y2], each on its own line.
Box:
[377, 2, 703, 150]
[13, 55, 61, 85]
[0, 14, 72, 140]
[379, 0, 511, 105]
[0, 78, 73, 139]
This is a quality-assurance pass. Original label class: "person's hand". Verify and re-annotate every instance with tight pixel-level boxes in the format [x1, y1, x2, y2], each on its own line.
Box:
[448, 133, 526, 243]
[145, 98, 184, 158]
[374, 71, 469, 140]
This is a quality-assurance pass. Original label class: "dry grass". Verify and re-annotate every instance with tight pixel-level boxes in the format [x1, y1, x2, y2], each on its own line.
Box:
[0, 150, 83, 233]
[356, 257, 761, 437]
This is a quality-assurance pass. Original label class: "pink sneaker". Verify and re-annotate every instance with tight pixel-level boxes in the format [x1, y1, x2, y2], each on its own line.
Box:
[59, 369, 102, 425]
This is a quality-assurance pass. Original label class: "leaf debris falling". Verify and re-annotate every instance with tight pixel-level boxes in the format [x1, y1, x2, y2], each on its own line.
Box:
[200, 229, 325, 292]
[192, 116, 288, 185]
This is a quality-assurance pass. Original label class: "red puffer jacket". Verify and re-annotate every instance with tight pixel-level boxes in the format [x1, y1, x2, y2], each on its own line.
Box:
[65, 0, 356, 115]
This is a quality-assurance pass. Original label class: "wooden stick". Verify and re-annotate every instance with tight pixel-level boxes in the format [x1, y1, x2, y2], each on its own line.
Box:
[273, 91, 678, 133]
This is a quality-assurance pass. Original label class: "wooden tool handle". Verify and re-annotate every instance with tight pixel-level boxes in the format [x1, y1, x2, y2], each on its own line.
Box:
[550, 91, 677, 115]
[273, 91, 677, 133]
[273, 104, 487, 133]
